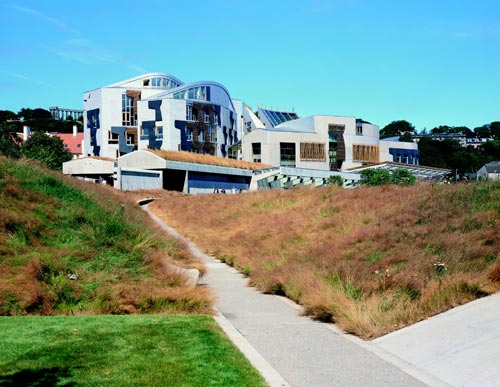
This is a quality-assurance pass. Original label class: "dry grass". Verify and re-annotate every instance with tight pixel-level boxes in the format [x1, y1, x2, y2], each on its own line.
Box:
[150, 182, 500, 338]
[149, 149, 270, 170]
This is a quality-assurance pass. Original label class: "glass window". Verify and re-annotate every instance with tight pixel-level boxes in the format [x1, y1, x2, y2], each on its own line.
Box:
[280, 142, 296, 166]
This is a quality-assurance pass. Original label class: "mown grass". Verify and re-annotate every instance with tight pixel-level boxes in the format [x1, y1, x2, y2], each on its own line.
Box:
[0, 314, 267, 387]
[151, 182, 500, 338]
[0, 157, 212, 315]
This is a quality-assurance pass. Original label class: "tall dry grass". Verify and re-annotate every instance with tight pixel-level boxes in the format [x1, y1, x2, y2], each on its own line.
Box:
[150, 182, 500, 338]
[149, 149, 269, 170]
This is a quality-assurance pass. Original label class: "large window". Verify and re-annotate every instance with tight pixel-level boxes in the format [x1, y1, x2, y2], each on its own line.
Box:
[208, 125, 217, 143]
[252, 142, 261, 163]
[353, 144, 379, 163]
[280, 142, 296, 166]
[300, 143, 326, 161]
[122, 94, 135, 126]
[328, 124, 345, 170]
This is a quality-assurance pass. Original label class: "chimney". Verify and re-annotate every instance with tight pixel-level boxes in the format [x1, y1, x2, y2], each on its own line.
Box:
[73, 125, 77, 138]
[23, 126, 30, 141]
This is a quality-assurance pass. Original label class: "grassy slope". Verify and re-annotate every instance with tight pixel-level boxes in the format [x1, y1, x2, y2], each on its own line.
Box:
[151, 182, 500, 338]
[0, 315, 267, 387]
[0, 157, 211, 315]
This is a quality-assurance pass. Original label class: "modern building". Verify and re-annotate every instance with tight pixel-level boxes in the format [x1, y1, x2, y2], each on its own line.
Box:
[83, 73, 239, 160]
[241, 114, 419, 172]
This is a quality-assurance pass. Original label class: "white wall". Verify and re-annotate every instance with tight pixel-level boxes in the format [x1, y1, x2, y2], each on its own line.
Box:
[379, 139, 419, 163]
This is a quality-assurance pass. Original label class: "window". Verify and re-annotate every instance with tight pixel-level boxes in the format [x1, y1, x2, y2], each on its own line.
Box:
[208, 125, 217, 143]
[300, 143, 326, 161]
[108, 130, 119, 144]
[186, 129, 193, 141]
[122, 94, 135, 126]
[186, 105, 195, 121]
[356, 123, 363, 135]
[143, 79, 150, 87]
[353, 145, 379, 163]
[156, 126, 163, 139]
[204, 113, 210, 123]
[280, 142, 296, 166]
[252, 142, 261, 163]
[328, 124, 345, 170]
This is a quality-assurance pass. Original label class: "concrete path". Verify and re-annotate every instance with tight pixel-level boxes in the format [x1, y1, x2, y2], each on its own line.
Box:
[374, 292, 500, 387]
[143, 203, 433, 387]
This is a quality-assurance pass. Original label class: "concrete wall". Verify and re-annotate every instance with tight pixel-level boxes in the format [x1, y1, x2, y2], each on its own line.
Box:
[119, 168, 163, 190]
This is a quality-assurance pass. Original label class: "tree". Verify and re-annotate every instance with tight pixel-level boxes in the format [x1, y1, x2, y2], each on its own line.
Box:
[0, 122, 21, 158]
[0, 110, 17, 123]
[380, 120, 415, 139]
[32, 108, 51, 120]
[21, 131, 73, 170]
[326, 175, 343, 187]
[474, 125, 490, 139]
[17, 108, 33, 121]
[390, 169, 416, 186]
[399, 132, 413, 142]
[360, 169, 391, 186]
[490, 122, 500, 140]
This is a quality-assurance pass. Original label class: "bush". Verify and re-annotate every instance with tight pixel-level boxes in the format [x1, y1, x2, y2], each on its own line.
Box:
[360, 168, 416, 186]
[326, 175, 343, 187]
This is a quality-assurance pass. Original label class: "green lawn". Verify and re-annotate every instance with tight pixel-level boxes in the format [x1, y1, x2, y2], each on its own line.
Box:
[0, 315, 268, 387]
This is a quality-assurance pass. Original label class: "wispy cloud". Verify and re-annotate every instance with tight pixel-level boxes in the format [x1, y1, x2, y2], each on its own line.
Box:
[8, 4, 79, 34]
[452, 20, 500, 40]
[0, 70, 56, 89]
[54, 38, 146, 73]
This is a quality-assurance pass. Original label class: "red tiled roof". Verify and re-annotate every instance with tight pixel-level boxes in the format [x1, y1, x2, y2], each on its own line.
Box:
[52, 133, 84, 154]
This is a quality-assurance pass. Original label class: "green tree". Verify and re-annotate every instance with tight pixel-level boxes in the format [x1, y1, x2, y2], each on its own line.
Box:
[0, 110, 17, 123]
[326, 175, 343, 187]
[0, 122, 21, 158]
[380, 120, 415, 139]
[399, 132, 413, 142]
[359, 169, 391, 186]
[489, 122, 500, 140]
[390, 169, 416, 186]
[21, 131, 73, 170]
[17, 108, 33, 121]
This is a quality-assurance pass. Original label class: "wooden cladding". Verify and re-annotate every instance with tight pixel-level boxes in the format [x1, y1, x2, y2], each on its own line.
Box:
[353, 144, 379, 163]
[300, 142, 326, 161]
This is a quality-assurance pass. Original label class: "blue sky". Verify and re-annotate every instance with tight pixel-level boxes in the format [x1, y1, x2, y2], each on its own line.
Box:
[0, 0, 499, 131]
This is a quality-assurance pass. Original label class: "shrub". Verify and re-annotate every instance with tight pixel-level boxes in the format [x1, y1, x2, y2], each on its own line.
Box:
[326, 175, 344, 187]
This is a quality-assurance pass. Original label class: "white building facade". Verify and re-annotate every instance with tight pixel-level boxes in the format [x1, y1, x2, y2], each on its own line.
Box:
[241, 115, 419, 171]
[83, 73, 239, 159]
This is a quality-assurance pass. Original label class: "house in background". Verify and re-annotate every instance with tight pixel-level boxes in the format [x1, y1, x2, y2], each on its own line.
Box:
[476, 161, 500, 180]
[18, 125, 84, 158]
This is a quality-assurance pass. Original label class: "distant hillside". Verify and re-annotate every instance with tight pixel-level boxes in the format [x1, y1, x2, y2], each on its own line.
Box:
[0, 157, 211, 315]
[151, 182, 500, 338]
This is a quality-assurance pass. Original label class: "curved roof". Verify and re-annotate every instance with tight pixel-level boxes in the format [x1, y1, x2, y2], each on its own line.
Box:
[105, 72, 184, 88]
[149, 81, 236, 112]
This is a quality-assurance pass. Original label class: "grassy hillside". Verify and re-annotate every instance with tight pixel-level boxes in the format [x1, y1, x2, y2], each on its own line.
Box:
[151, 182, 500, 338]
[0, 157, 212, 315]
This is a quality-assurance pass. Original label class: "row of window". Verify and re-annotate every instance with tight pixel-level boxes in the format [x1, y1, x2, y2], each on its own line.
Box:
[186, 105, 216, 123]
[173, 86, 208, 102]
[143, 77, 181, 89]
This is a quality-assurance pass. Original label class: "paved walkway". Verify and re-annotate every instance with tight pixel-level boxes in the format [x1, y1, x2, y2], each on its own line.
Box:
[143, 203, 434, 387]
[374, 292, 500, 387]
